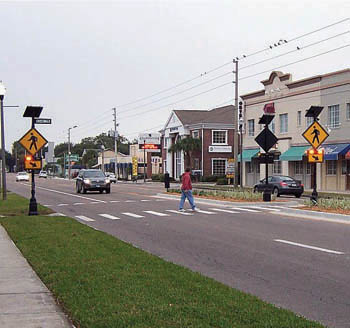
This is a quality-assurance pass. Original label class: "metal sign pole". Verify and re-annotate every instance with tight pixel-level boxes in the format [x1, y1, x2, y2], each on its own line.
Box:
[143, 140, 146, 183]
[28, 116, 38, 215]
[311, 117, 318, 204]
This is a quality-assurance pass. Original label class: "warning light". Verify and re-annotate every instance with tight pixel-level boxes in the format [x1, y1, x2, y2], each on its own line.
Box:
[307, 148, 324, 163]
[25, 155, 33, 161]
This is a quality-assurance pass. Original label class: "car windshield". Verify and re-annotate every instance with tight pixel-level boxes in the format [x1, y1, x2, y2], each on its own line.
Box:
[40, 171, 47, 174]
[18, 172, 27, 175]
[84, 171, 105, 178]
[279, 176, 294, 181]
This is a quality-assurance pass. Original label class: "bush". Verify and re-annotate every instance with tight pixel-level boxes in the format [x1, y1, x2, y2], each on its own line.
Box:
[216, 177, 228, 185]
[201, 175, 219, 182]
[152, 174, 161, 181]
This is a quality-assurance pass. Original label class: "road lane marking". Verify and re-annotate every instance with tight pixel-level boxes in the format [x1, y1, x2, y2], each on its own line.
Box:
[122, 212, 144, 218]
[125, 200, 136, 203]
[274, 239, 344, 255]
[57, 204, 69, 206]
[156, 199, 166, 201]
[166, 210, 193, 216]
[90, 201, 101, 204]
[110, 200, 120, 203]
[248, 206, 281, 211]
[141, 200, 151, 202]
[209, 208, 239, 214]
[73, 202, 85, 205]
[229, 207, 260, 213]
[76, 215, 95, 222]
[144, 211, 169, 217]
[193, 209, 215, 214]
[99, 214, 121, 220]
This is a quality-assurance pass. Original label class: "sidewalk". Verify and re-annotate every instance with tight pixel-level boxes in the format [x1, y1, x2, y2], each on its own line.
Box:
[0, 226, 73, 328]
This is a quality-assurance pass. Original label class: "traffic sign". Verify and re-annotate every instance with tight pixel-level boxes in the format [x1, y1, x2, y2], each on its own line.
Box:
[34, 118, 52, 124]
[255, 127, 278, 153]
[307, 148, 324, 163]
[19, 128, 48, 156]
[24, 158, 42, 170]
[138, 133, 161, 145]
[257, 152, 275, 164]
[226, 158, 235, 178]
[302, 121, 329, 149]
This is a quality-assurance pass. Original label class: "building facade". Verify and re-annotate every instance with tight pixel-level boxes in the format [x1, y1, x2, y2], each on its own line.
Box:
[240, 68, 350, 191]
[161, 105, 235, 179]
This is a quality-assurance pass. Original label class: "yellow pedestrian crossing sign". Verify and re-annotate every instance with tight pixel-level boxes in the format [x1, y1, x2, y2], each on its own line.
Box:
[302, 121, 329, 149]
[19, 128, 48, 156]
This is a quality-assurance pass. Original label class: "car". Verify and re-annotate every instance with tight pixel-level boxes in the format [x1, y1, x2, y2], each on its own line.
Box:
[105, 172, 117, 183]
[76, 169, 111, 194]
[16, 171, 30, 182]
[39, 170, 48, 178]
[253, 175, 304, 198]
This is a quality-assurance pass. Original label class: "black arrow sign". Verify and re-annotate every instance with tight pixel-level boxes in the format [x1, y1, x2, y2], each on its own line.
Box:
[30, 161, 37, 167]
[255, 127, 278, 153]
[312, 155, 319, 161]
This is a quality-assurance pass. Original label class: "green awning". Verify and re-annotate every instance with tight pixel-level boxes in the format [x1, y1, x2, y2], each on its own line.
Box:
[279, 146, 309, 161]
[238, 148, 260, 162]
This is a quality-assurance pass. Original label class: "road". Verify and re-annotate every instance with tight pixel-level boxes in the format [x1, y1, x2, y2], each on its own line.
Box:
[6, 174, 350, 328]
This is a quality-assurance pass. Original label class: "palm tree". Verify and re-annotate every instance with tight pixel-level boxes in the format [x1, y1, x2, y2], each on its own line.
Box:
[168, 136, 201, 169]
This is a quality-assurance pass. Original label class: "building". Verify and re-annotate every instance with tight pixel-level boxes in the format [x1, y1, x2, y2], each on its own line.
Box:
[240, 68, 350, 191]
[161, 105, 235, 179]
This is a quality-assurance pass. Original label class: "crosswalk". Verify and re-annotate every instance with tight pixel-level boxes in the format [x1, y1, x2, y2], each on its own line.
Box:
[74, 205, 284, 223]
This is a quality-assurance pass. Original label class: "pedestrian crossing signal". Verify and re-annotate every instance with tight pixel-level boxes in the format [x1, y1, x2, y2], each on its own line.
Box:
[307, 148, 324, 163]
[24, 155, 42, 170]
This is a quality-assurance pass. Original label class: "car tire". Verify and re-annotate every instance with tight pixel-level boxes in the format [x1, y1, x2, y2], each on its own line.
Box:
[295, 193, 302, 198]
[273, 187, 279, 197]
[106, 188, 110, 194]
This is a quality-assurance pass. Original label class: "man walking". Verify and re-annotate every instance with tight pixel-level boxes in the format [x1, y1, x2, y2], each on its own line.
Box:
[179, 168, 198, 212]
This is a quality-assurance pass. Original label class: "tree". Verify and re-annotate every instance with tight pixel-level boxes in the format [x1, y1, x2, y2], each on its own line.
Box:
[168, 136, 201, 169]
[82, 149, 98, 168]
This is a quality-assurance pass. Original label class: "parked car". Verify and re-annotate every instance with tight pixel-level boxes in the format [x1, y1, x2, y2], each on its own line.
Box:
[76, 169, 111, 194]
[39, 170, 48, 178]
[16, 171, 30, 182]
[253, 175, 304, 198]
[105, 172, 117, 183]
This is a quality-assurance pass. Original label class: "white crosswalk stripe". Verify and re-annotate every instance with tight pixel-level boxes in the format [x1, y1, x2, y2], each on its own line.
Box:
[76, 215, 95, 222]
[166, 210, 193, 216]
[144, 211, 169, 217]
[248, 206, 281, 211]
[194, 209, 215, 214]
[122, 212, 144, 218]
[209, 208, 240, 214]
[99, 214, 121, 220]
[140, 200, 151, 202]
[110, 200, 120, 203]
[229, 207, 260, 212]
[73, 202, 85, 205]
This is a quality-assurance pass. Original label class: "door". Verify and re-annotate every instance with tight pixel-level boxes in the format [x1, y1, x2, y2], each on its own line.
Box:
[346, 161, 350, 190]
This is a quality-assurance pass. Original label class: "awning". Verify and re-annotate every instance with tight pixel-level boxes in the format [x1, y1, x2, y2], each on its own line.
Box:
[238, 148, 259, 162]
[279, 146, 309, 161]
[324, 144, 350, 160]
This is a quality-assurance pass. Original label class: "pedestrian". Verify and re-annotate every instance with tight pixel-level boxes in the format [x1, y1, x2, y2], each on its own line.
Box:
[179, 168, 199, 212]
[164, 171, 170, 192]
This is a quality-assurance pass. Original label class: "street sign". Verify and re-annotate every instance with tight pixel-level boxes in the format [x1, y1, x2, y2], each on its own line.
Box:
[307, 148, 324, 163]
[24, 159, 42, 170]
[138, 133, 161, 145]
[255, 128, 278, 153]
[19, 128, 48, 156]
[302, 121, 329, 149]
[226, 158, 235, 178]
[132, 157, 138, 176]
[34, 118, 52, 124]
[257, 152, 275, 164]
[139, 144, 161, 152]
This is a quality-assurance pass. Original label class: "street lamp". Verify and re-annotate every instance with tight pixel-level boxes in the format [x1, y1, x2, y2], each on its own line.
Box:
[100, 144, 105, 172]
[68, 125, 77, 180]
[0, 82, 7, 200]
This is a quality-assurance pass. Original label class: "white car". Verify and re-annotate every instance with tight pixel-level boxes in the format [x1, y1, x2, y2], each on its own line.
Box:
[106, 173, 117, 183]
[39, 170, 48, 178]
[16, 171, 30, 182]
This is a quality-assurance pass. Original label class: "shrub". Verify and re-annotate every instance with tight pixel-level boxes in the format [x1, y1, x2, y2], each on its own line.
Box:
[152, 174, 160, 181]
[216, 177, 228, 185]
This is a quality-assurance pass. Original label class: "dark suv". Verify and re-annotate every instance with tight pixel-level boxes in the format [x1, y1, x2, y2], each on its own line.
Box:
[76, 169, 111, 194]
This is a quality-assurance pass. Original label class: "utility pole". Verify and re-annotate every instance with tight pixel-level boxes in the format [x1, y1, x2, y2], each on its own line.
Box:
[67, 125, 77, 180]
[113, 108, 118, 179]
[233, 59, 239, 188]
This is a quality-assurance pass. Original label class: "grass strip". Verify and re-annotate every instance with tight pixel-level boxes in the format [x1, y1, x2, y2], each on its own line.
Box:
[0, 195, 323, 327]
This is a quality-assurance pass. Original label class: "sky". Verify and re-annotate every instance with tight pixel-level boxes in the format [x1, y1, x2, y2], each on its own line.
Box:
[0, 0, 349, 151]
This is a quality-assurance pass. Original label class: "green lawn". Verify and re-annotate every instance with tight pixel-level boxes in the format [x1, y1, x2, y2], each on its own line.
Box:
[0, 193, 324, 328]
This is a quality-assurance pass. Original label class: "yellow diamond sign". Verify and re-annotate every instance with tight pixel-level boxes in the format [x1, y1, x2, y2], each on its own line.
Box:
[302, 121, 329, 149]
[19, 128, 48, 156]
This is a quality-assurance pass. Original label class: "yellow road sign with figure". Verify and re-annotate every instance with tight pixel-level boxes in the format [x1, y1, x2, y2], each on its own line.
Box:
[19, 128, 48, 156]
[302, 121, 329, 149]
[24, 159, 42, 170]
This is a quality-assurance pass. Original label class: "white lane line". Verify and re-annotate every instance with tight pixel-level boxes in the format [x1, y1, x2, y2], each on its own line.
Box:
[110, 200, 120, 203]
[43, 205, 51, 207]
[99, 214, 121, 220]
[248, 206, 281, 212]
[73, 203, 85, 205]
[274, 239, 344, 255]
[57, 204, 69, 207]
[166, 210, 193, 216]
[229, 207, 260, 213]
[125, 200, 136, 203]
[90, 202, 101, 204]
[209, 208, 240, 214]
[141, 200, 151, 202]
[76, 215, 95, 222]
[144, 211, 169, 217]
[156, 199, 166, 201]
[193, 209, 215, 214]
[122, 212, 144, 218]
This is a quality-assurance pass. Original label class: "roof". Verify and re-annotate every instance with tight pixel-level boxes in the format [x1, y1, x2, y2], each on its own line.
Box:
[173, 105, 234, 125]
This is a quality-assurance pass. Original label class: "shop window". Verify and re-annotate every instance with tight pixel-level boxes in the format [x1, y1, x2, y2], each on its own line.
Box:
[255, 162, 260, 173]
[347, 103, 350, 121]
[326, 160, 337, 175]
[212, 159, 226, 175]
[294, 161, 303, 174]
[212, 130, 227, 144]
[246, 162, 253, 174]
[268, 121, 275, 133]
[342, 160, 347, 175]
[306, 115, 313, 127]
[273, 160, 281, 174]
[193, 158, 200, 170]
[248, 119, 255, 136]
[279, 114, 288, 133]
[306, 163, 311, 175]
[328, 104, 340, 129]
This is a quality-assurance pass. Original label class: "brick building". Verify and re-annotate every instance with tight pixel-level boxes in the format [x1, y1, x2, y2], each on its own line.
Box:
[160, 105, 235, 179]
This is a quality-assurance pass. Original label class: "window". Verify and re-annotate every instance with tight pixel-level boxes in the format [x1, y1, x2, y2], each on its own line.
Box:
[297, 111, 301, 126]
[212, 159, 226, 175]
[164, 137, 169, 149]
[328, 104, 340, 129]
[346, 103, 350, 120]
[246, 162, 253, 174]
[326, 160, 337, 175]
[212, 130, 227, 144]
[248, 119, 255, 136]
[192, 130, 200, 138]
[342, 160, 347, 175]
[306, 163, 311, 175]
[193, 158, 200, 170]
[255, 162, 260, 173]
[294, 161, 303, 174]
[268, 121, 275, 133]
[306, 115, 313, 127]
[279, 114, 288, 133]
[273, 160, 281, 174]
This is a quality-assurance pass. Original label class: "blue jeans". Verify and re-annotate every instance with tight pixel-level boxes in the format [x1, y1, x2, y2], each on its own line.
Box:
[179, 190, 196, 210]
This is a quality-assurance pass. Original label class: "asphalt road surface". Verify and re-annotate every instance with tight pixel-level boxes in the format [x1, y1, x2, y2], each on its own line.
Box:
[7, 174, 350, 328]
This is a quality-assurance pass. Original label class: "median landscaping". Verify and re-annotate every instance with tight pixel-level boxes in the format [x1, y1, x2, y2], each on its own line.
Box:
[0, 192, 324, 328]
[303, 197, 350, 215]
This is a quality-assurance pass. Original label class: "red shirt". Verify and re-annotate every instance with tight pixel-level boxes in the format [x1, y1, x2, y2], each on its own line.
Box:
[181, 172, 192, 190]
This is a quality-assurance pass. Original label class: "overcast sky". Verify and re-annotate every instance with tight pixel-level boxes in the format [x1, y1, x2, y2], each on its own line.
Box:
[0, 0, 349, 151]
